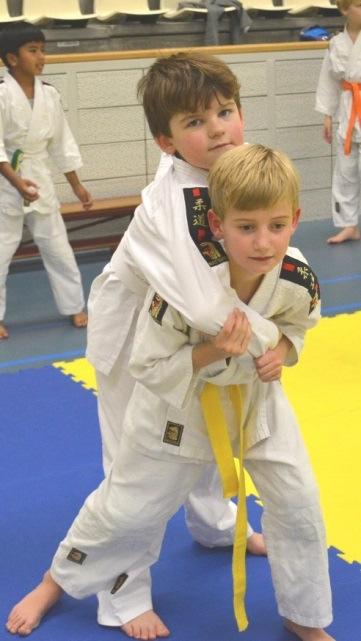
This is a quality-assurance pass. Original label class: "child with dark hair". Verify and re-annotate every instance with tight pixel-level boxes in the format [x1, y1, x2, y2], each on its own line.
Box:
[0, 22, 92, 338]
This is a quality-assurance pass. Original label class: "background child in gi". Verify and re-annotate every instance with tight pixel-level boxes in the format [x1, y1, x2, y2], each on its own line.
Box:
[7, 144, 334, 641]
[315, 0, 361, 244]
[0, 22, 92, 339]
[86, 52, 270, 635]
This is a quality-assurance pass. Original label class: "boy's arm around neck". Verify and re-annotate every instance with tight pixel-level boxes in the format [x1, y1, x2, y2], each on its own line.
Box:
[192, 309, 251, 373]
[129, 290, 255, 410]
[111, 182, 280, 359]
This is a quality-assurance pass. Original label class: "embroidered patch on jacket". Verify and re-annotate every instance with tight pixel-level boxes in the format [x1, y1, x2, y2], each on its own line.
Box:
[67, 548, 87, 565]
[163, 421, 184, 446]
[184, 187, 228, 267]
[149, 292, 168, 325]
[280, 255, 320, 313]
[111, 573, 128, 594]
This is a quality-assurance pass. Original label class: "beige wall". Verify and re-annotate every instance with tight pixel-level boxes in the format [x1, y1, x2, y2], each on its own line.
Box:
[4, 44, 334, 221]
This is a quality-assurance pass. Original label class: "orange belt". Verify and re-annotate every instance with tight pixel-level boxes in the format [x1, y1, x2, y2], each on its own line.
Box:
[342, 80, 361, 155]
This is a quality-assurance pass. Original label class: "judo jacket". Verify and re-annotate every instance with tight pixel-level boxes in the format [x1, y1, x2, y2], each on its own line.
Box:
[0, 70, 82, 216]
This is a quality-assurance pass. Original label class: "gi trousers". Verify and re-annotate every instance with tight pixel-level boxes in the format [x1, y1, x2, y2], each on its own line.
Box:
[95, 344, 241, 625]
[332, 134, 361, 228]
[51, 412, 332, 629]
[0, 209, 84, 320]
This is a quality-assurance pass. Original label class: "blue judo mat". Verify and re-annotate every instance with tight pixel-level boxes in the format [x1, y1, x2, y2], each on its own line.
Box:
[1, 366, 360, 641]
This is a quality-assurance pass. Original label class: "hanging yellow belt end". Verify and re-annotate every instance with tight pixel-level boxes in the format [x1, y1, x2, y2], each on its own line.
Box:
[200, 382, 249, 632]
[235, 602, 249, 632]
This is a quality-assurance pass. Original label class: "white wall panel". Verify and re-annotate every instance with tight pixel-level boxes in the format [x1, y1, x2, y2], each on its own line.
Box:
[78, 106, 144, 144]
[31, 46, 333, 218]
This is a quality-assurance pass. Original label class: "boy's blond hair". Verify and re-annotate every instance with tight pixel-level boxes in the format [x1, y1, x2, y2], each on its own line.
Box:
[137, 52, 241, 137]
[208, 144, 299, 220]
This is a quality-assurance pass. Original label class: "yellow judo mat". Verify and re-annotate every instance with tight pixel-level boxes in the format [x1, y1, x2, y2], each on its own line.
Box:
[54, 311, 361, 566]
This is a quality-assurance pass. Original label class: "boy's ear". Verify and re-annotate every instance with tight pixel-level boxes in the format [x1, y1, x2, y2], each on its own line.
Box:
[291, 208, 301, 234]
[208, 208, 224, 240]
[155, 133, 177, 156]
[6, 52, 18, 68]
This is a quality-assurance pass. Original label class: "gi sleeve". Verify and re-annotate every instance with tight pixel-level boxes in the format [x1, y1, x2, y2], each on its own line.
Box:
[86, 266, 143, 374]
[274, 253, 321, 365]
[201, 353, 256, 386]
[47, 88, 83, 174]
[272, 297, 321, 366]
[129, 290, 254, 409]
[315, 48, 341, 118]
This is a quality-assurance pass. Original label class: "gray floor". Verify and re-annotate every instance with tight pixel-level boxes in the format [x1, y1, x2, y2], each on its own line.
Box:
[1, 218, 360, 372]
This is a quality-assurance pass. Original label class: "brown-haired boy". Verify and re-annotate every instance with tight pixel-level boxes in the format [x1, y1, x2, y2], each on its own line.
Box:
[86, 52, 275, 636]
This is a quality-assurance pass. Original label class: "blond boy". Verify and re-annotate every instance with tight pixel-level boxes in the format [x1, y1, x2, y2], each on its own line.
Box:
[7, 145, 334, 641]
[315, 0, 361, 243]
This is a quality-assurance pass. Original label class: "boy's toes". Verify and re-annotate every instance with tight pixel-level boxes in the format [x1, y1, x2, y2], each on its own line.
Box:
[156, 623, 169, 637]
[121, 622, 135, 637]
[6, 615, 24, 634]
[121, 611, 169, 640]
[6, 610, 21, 632]
[16, 622, 34, 636]
[139, 624, 156, 640]
[6, 615, 38, 636]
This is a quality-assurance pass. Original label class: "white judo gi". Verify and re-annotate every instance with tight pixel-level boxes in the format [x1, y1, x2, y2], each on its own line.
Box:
[51, 245, 332, 630]
[316, 29, 361, 228]
[0, 70, 85, 321]
[86, 155, 277, 623]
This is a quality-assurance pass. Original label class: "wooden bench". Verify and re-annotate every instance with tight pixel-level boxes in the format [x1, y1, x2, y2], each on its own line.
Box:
[13, 195, 141, 259]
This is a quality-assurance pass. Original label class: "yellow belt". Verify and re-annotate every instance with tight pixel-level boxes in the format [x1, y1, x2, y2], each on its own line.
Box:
[200, 382, 248, 631]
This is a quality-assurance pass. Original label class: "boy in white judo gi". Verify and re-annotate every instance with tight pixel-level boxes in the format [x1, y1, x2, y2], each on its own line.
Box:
[85, 53, 271, 634]
[315, 0, 361, 244]
[0, 22, 92, 339]
[7, 144, 334, 641]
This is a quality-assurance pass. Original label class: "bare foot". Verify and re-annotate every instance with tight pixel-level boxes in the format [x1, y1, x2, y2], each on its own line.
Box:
[121, 610, 170, 640]
[6, 571, 63, 636]
[285, 619, 335, 641]
[71, 311, 88, 328]
[246, 532, 267, 556]
[0, 323, 9, 339]
[327, 226, 361, 244]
